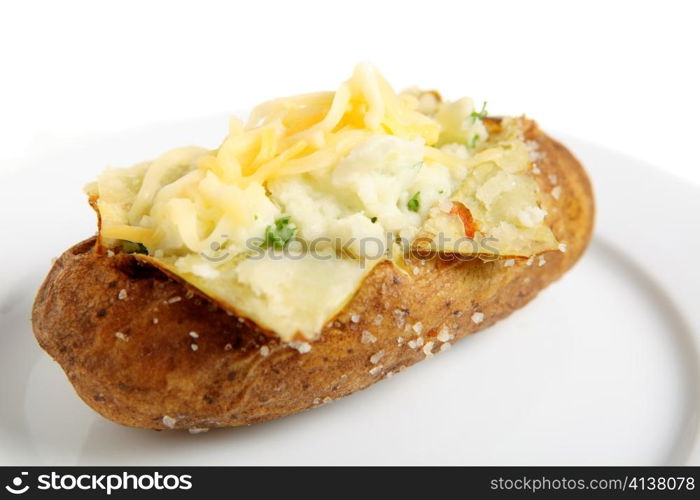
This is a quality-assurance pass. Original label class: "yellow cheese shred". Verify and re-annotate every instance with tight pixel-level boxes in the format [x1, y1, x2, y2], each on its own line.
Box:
[99, 63, 445, 253]
[89, 65, 560, 341]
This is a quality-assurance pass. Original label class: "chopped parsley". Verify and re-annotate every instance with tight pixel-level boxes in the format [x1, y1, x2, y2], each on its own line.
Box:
[122, 240, 148, 254]
[438, 189, 445, 194]
[470, 134, 480, 149]
[263, 216, 296, 249]
[370, 216, 378, 223]
[470, 101, 488, 123]
[407, 192, 420, 213]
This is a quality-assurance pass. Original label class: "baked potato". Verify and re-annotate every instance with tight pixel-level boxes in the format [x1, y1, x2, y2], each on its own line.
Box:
[32, 65, 594, 430]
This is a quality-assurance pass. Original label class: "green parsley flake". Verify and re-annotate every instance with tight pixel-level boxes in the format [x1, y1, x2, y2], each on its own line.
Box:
[470, 134, 480, 149]
[263, 216, 297, 249]
[470, 101, 488, 123]
[407, 192, 420, 213]
[122, 240, 148, 254]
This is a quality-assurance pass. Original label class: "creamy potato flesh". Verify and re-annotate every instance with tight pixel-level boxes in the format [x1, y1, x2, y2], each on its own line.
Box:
[86, 64, 558, 342]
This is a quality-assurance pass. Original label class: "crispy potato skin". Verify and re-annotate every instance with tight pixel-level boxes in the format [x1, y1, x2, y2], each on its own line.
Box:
[32, 120, 594, 430]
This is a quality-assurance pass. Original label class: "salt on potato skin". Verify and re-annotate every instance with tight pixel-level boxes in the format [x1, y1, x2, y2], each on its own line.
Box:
[31, 118, 594, 430]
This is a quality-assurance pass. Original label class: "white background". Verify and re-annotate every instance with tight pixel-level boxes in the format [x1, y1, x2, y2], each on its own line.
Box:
[1, 0, 698, 185]
[2, 1, 700, 466]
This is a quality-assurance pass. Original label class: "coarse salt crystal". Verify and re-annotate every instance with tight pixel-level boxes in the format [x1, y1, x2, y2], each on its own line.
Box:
[440, 343, 452, 352]
[167, 296, 182, 304]
[190, 343, 198, 351]
[471, 312, 484, 324]
[189, 331, 199, 339]
[188, 427, 209, 434]
[526, 140, 544, 162]
[106, 249, 115, 258]
[423, 341, 435, 358]
[437, 325, 452, 342]
[361, 330, 377, 344]
[393, 309, 408, 328]
[504, 259, 515, 267]
[152, 318, 159, 324]
[224, 343, 232, 351]
[162, 415, 176, 429]
[548, 173, 558, 185]
[290, 341, 312, 354]
[115, 331, 128, 341]
[559, 242, 567, 253]
[397, 336, 405, 345]
[538, 255, 547, 267]
[408, 337, 424, 349]
[370, 350, 385, 364]
[372, 314, 383, 326]
[369, 365, 383, 376]
[260, 345, 270, 357]
[350, 314, 361, 323]
[118, 289, 127, 300]
[412, 321, 423, 335]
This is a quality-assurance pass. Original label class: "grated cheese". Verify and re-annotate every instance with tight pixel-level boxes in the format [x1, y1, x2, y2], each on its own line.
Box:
[87, 63, 559, 343]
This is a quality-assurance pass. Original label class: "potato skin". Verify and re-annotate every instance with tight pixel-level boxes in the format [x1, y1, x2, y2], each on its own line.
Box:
[32, 120, 594, 430]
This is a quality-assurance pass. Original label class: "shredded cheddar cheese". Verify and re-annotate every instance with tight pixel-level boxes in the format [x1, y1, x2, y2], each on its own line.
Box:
[86, 63, 559, 341]
[97, 64, 446, 254]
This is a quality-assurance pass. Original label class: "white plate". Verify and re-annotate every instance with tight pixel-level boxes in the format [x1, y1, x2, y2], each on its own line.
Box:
[1, 116, 698, 465]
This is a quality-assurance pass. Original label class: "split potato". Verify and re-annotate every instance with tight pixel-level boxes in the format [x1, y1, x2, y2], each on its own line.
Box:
[32, 118, 594, 430]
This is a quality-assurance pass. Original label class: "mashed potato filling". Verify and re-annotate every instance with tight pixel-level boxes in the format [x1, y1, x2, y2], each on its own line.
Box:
[86, 64, 558, 342]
